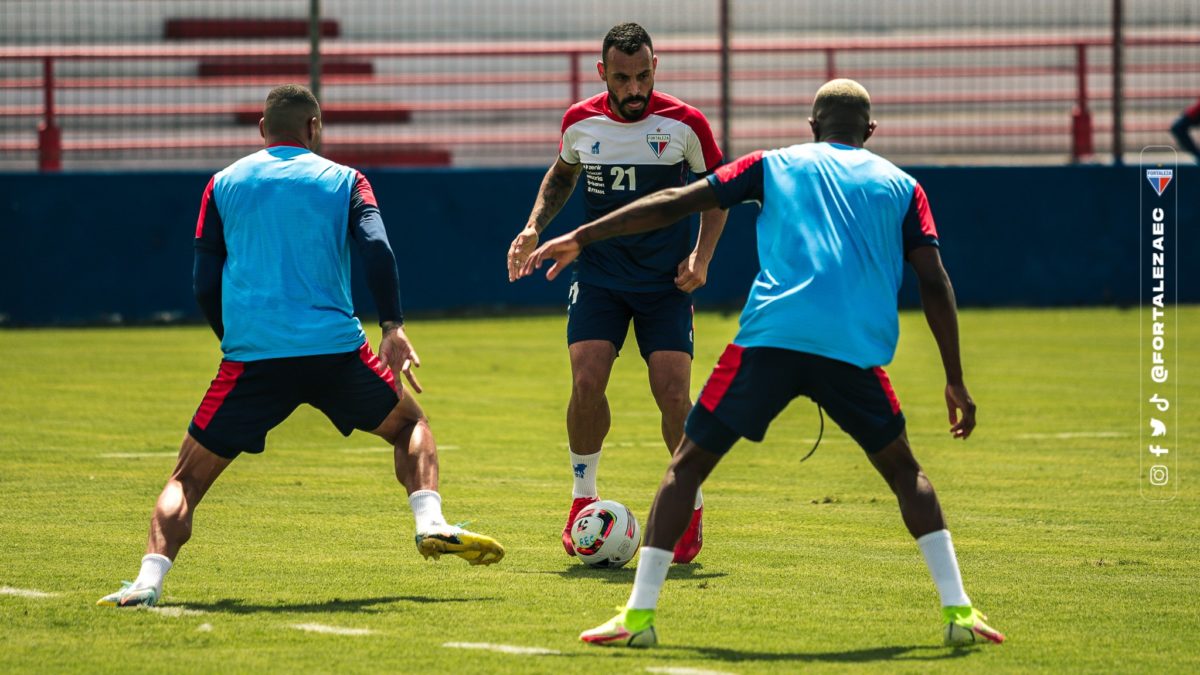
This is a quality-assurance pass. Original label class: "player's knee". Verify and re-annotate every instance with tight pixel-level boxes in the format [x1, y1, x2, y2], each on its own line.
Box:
[651, 380, 690, 413]
[668, 441, 718, 486]
[387, 415, 428, 447]
[885, 461, 929, 499]
[571, 371, 608, 404]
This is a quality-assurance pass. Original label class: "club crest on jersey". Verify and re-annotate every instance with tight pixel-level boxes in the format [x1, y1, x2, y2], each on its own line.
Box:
[1146, 168, 1172, 196]
[646, 133, 671, 158]
[591, 141, 601, 155]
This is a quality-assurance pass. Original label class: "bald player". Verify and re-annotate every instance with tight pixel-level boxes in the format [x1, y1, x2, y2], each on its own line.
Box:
[522, 79, 1005, 648]
[98, 85, 503, 608]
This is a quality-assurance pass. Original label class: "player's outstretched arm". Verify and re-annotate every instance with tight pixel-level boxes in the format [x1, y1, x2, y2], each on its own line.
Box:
[521, 180, 720, 281]
[676, 206, 729, 293]
[508, 158, 583, 281]
[908, 246, 975, 439]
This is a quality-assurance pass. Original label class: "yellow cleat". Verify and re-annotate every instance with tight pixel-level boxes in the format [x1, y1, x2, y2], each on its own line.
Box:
[943, 605, 1005, 645]
[415, 526, 505, 566]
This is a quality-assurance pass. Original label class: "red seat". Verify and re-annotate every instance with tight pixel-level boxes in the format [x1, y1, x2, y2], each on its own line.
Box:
[198, 60, 374, 77]
[165, 18, 339, 40]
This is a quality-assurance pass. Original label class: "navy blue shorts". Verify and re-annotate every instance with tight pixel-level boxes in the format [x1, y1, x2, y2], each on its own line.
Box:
[187, 342, 399, 459]
[684, 345, 906, 456]
[566, 279, 694, 358]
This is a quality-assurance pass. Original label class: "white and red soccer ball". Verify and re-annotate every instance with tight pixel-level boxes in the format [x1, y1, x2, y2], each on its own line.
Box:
[570, 499, 641, 568]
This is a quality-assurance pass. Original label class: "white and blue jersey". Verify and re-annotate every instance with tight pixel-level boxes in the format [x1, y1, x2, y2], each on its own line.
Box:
[559, 91, 723, 291]
[706, 143, 940, 368]
[194, 144, 395, 361]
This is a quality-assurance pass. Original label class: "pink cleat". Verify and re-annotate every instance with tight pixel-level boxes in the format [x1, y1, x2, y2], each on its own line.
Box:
[562, 496, 599, 556]
[672, 506, 703, 564]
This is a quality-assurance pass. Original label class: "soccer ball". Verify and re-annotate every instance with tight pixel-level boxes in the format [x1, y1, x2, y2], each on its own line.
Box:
[570, 499, 641, 568]
[944, 622, 981, 646]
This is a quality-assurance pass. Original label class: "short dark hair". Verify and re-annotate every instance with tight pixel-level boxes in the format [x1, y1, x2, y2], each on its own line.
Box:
[262, 84, 320, 136]
[602, 23, 653, 64]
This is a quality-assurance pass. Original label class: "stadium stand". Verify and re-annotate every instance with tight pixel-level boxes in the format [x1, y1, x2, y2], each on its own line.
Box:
[0, 1, 1197, 169]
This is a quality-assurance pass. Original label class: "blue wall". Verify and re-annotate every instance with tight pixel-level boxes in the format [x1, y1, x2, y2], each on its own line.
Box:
[0, 165, 1195, 325]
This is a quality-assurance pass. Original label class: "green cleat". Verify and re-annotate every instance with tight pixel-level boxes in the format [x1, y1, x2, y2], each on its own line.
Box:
[943, 605, 1005, 645]
[580, 608, 658, 648]
[96, 581, 158, 608]
[415, 524, 505, 566]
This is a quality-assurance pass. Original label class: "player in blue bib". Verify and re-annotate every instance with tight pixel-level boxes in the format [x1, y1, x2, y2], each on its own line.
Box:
[507, 23, 726, 564]
[523, 79, 1005, 648]
[98, 85, 502, 609]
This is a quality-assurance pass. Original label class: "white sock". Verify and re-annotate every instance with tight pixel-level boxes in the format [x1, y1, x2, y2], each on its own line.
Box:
[132, 553, 172, 595]
[693, 487, 704, 510]
[916, 529, 971, 607]
[626, 547, 672, 610]
[569, 449, 600, 498]
[409, 489, 448, 533]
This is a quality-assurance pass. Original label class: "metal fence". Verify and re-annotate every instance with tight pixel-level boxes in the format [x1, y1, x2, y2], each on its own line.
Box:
[1, 0, 1196, 170]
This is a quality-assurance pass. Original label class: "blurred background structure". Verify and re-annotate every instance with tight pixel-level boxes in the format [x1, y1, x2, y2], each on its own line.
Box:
[2, 0, 1197, 171]
[1, 1, 1197, 326]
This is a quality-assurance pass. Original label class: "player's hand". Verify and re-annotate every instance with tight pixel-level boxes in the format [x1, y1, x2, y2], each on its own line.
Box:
[945, 382, 976, 439]
[521, 233, 581, 281]
[507, 226, 540, 282]
[379, 322, 423, 393]
[675, 250, 711, 293]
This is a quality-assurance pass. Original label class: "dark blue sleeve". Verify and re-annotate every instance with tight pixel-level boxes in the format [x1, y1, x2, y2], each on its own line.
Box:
[348, 172, 404, 325]
[193, 176, 225, 338]
[705, 150, 765, 208]
[193, 249, 224, 339]
[901, 182, 940, 256]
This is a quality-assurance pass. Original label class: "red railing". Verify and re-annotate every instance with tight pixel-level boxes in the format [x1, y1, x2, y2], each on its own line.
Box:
[2, 34, 1197, 170]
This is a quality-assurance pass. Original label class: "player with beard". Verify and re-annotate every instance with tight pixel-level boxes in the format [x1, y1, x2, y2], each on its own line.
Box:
[507, 23, 726, 564]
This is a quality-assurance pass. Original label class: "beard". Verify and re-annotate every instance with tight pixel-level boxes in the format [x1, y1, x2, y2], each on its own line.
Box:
[610, 89, 652, 120]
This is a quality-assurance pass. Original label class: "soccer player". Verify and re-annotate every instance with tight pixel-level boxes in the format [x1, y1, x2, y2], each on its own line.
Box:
[1169, 98, 1200, 163]
[98, 85, 503, 608]
[506, 23, 726, 564]
[522, 79, 1005, 647]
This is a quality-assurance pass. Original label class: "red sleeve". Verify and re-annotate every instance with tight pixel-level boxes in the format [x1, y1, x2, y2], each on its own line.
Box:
[351, 171, 378, 209]
[1186, 98, 1200, 122]
[194, 175, 225, 255]
[706, 150, 764, 207]
[684, 107, 723, 173]
[902, 182, 939, 254]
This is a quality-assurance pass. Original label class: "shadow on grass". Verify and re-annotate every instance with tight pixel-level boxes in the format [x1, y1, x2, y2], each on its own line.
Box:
[668, 643, 978, 664]
[177, 595, 490, 615]
[546, 563, 726, 584]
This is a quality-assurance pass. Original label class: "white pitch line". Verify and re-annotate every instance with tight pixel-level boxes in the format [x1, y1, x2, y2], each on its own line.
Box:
[145, 606, 207, 617]
[197, 623, 213, 632]
[443, 642, 561, 655]
[646, 668, 737, 675]
[292, 623, 374, 636]
[1015, 431, 1127, 439]
[99, 452, 178, 458]
[0, 586, 57, 598]
[341, 445, 459, 454]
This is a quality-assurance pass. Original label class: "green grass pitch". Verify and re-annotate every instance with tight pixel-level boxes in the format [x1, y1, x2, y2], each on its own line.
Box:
[1, 307, 1198, 673]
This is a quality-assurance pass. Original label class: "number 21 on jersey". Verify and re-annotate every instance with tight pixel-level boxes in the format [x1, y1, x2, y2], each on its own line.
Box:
[610, 166, 637, 191]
